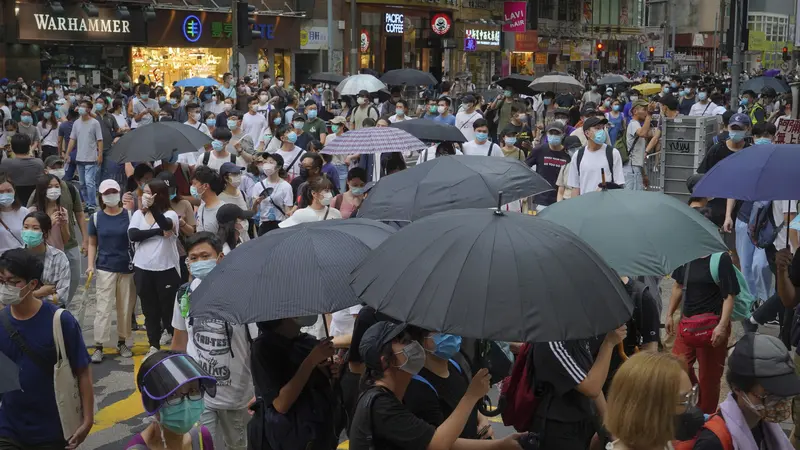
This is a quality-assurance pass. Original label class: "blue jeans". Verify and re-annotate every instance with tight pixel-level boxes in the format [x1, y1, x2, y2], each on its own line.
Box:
[735, 218, 773, 300]
[334, 163, 348, 191]
[65, 148, 78, 182]
[624, 163, 644, 191]
[77, 162, 99, 208]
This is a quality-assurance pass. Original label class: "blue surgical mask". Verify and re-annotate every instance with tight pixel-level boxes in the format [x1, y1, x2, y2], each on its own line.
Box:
[21, 230, 43, 247]
[548, 135, 563, 146]
[331, 125, 340, 133]
[543, 99, 551, 106]
[662, 88, 670, 94]
[0, 193, 15, 206]
[20, 116, 32, 124]
[697, 92, 707, 101]
[158, 397, 205, 434]
[159, 96, 167, 103]
[671, 83, 678, 89]
[430, 334, 462, 360]
[141, 94, 150, 101]
[395, 108, 404, 116]
[728, 130, 746, 143]
[94, 103, 104, 111]
[43, 112, 52, 119]
[612, 105, 620, 112]
[189, 259, 217, 279]
[227, 120, 238, 130]
[273, 117, 282, 125]
[300, 87, 305, 92]
[293, 121, 303, 130]
[505, 137, 517, 145]
[503, 90, 512, 97]
[307, 110, 317, 119]
[169, 98, 178, 105]
[46, 90, 53, 96]
[15, 101, 24, 109]
[211, 140, 224, 151]
[78, 107, 88, 116]
[592, 128, 607, 144]
[604, 100, 611, 107]
[739, 98, 749, 106]
[287, 131, 298, 143]
[190, 186, 202, 199]
[350, 187, 365, 195]
[754, 137, 772, 145]
[205, 118, 216, 127]
[475, 132, 488, 142]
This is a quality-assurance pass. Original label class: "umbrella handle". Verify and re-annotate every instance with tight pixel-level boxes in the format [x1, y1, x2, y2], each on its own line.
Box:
[616, 342, 640, 361]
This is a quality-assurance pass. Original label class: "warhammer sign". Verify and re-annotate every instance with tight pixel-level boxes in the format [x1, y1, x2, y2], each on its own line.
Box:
[17, 3, 146, 43]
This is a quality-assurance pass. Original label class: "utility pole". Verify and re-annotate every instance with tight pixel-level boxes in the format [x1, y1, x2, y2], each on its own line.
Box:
[349, 0, 357, 75]
[232, 4, 240, 79]
[670, 0, 676, 72]
[327, 0, 334, 72]
[712, 11, 719, 74]
[730, 0, 742, 110]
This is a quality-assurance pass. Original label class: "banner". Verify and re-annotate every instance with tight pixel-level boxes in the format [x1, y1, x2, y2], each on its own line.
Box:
[503, 2, 526, 33]
[776, 118, 800, 144]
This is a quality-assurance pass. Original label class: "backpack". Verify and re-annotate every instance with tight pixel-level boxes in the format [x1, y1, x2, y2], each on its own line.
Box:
[499, 343, 539, 432]
[607, 113, 635, 165]
[709, 252, 755, 322]
[411, 359, 466, 396]
[202, 151, 236, 166]
[673, 413, 733, 450]
[748, 201, 782, 249]
[576, 145, 616, 184]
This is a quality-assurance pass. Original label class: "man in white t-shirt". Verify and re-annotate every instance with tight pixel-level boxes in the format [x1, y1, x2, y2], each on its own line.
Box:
[388, 100, 413, 124]
[567, 116, 625, 195]
[197, 128, 246, 171]
[242, 96, 268, 144]
[455, 94, 483, 142]
[688, 87, 718, 117]
[172, 232, 256, 450]
[183, 102, 209, 135]
[461, 119, 502, 157]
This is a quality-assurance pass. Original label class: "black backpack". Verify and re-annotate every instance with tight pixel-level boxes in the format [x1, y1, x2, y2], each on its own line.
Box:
[202, 151, 236, 166]
[576, 145, 616, 184]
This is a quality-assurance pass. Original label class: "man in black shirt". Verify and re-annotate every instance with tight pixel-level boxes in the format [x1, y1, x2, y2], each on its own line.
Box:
[526, 121, 570, 210]
[500, 102, 533, 155]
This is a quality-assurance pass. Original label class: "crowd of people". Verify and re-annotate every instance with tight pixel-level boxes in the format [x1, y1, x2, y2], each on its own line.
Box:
[0, 66, 796, 450]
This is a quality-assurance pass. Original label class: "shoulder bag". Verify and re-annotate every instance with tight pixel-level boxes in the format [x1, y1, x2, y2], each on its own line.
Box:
[53, 308, 84, 440]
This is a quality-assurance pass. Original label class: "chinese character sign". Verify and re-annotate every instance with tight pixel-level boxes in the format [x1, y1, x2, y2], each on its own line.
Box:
[776, 119, 800, 144]
[466, 29, 500, 46]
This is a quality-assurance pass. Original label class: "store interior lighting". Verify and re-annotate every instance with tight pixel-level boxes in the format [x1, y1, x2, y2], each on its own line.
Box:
[82, 2, 99, 17]
[116, 5, 131, 19]
[48, 1, 65, 15]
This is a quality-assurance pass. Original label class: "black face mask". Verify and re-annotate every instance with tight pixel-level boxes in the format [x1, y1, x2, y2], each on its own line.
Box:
[674, 405, 705, 441]
[299, 167, 309, 179]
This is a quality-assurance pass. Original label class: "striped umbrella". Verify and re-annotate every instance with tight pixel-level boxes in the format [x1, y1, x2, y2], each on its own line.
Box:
[188, 219, 396, 325]
[320, 127, 426, 155]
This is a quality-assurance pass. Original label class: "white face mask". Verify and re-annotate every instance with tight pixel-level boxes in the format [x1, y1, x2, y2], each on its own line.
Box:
[49, 169, 65, 180]
[357, 97, 367, 105]
[223, 104, 232, 112]
[191, 112, 201, 121]
[141, 193, 155, 208]
[373, 98, 380, 105]
[261, 163, 276, 176]
[46, 187, 61, 201]
[320, 191, 333, 206]
[0, 283, 24, 306]
[630, 96, 639, 102]
[437, 106, 446, 114]
[102, 193, 120, 206]
[229, 175, 242, 187]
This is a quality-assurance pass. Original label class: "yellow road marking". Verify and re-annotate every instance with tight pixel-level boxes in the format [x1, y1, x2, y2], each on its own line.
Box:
[338, 441, 349, 449]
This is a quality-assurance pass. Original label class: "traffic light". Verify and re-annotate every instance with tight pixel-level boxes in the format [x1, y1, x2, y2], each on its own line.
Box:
[236, 1, 259, 47]
[596, 42, 604, 52]
[783, 47, 790, 61]
[649, 46, 655, 59]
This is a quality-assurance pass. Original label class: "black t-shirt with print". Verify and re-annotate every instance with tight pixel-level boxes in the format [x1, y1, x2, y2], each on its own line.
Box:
[533, 340, 595, 423]
[349, 386, 436, 450]
[697, 141, 750, 227]
[525, 143, 571, 206]
[670, 253, 740, 318]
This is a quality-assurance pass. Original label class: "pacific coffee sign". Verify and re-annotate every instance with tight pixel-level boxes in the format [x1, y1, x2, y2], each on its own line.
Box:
[17, 3, 146, 43]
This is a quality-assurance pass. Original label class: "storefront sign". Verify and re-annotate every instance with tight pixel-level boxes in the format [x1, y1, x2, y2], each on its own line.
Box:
[431, 13, 452, 36]
[385, 13, 405, 34]
[466, 29, 500, 46]
[300, 27, 329, 50]
[514, 30, 538, 52]
[183, 15, 203, 43]
[360, 29, 371, 52]
[148, 10, 299, 48]
[17, 3, 146, 43]
[503, 2, 527, 32]
[776, 119, 800, 144]
[534, 53, 547, 64]
[464, 37, 477, 51]
[356, 0, 458, 9]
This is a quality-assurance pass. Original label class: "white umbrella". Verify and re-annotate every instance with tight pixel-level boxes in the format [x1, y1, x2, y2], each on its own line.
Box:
[529, 74, 584, 94]
[336, 74, 386, 96]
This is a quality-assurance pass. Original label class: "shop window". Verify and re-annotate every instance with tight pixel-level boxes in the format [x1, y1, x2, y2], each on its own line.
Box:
[131, 47, 231, 93]
[538, 0, 555, 21]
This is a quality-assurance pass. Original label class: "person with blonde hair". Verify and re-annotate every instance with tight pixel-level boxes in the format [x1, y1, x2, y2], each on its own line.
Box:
[606, 351, 701, 450]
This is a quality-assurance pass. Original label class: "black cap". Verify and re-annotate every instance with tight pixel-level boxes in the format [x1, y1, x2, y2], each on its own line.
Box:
[216, 203, 255, 224]
[293, 113, 307, 122]
[155, 170, 177, 190]
[219, 162, 244, 176]
[686, 173, 704, 193]
[359, 321, 407, 371]
[728, 333, 800, 397]
[582, 116, 608, 131]
[581, 102, 597, 116]
[563, 135, 583, 150]
[659, 95, 679, 112]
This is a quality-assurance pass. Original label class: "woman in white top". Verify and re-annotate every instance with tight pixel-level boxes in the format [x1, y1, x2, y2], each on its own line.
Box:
[279, 177, 341, 228]
[37, 108, 60, 160]
[256, 109, 283, 153]
[111, 99, 130, 132]
[217, 163, 251, 243]
[605, 351, 693, 450]
[274, 125, 305, 180]
[127, 178, 181, 358]
[203, 89, 226, 115]
[250, 153, 294, 235]
[0, 174, 29, 254]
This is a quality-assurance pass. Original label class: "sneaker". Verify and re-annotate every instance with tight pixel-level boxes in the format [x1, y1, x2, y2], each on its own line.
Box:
[90, 348, 103, 364]
[160, 330, 172, 346]
[144, 346, 159, 360]
[767, 317, 781, 326]
[117, 342, 133, 358]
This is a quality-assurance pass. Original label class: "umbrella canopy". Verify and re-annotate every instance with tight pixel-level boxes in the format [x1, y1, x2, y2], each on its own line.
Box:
[336, 74, 386, 95]
[189, 219, 396, 324]
[631, 83, 662, 96]
[357, 155, 552, 222]
[763, 69, 781, 77]
[107, 122, 213, 164]
[76, 85, 99, 95]
[389, 119, 467, 143]
[350, 209, 632, 342]
[597, 74, 633, 85]
[320, 127, 425, 155]
[309, 72, 346, 84]
[496, 74, 537, 96]
[741, 76, 790, 93]
[692, 144, 800, 201]
[381, 69, 438, 86]
[174, 77, 219, 88]
[0, 351, 19, 394]
[529, 73, 584, 94]
[537, 190, 728, 276]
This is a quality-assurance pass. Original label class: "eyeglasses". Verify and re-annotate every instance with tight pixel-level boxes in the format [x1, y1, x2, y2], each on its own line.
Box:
[164, 387, 204, 406]
[679, 384, 699, 409]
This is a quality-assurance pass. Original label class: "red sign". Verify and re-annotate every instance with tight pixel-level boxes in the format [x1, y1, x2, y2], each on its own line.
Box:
[360, 29, 370, 52]
[431, 13, 452, 35]
[503, 2, 526, 32]
[514, 30, 538, 52]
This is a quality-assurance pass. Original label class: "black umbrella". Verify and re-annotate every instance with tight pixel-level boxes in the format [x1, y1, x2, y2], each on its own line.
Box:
[350, 208, 633, 342]
[381, 69, 438, 86]
[309, 72, 346, 84]
[76, 85, 100, 95]
[0, 351, 20, 394]
[389, 119, 467, 143]
[496, 74, 536, 96]
[107, 121, 212, 163]
[741, 76, 791, 93]
[356, 155, 553, 222]
[597, 74, 633, 85]
[189, 219, 396, 324]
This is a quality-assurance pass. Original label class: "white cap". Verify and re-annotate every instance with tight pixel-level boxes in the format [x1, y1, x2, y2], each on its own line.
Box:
[98, 179, 121, 194]
[278, 207, 321, 228]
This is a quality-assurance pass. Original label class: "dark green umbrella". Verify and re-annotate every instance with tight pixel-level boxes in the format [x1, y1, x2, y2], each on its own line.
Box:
[537, 190, 728, 276]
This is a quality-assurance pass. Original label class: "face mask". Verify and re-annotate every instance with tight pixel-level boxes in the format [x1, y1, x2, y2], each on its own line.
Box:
[299, 167, 310, 179]
[331, 125, 340, 133]
[662, 88, 670, 94]
[205, 118, 216, 127]
[54, 111, 61, 120]
[46, 90, 53, 96]
[612, 105, 621, 112]
[46, 187, 61, 201]
[54, 80, 60, 85]
[673, 406, 706, 441]
[729, 130, 746, 143]
[740, 98, 749, 106]
[228, 175, 241, 187]
[671, 83, 678, 89]
[223, 103, 232, 112]
[43, 112, 52, 120]
[258, 95, 268, 103]
[503, 90, 512, 97]
[428, 105, 437, 113]
[20, 116, 32, 124]
[437, 106, 447, 114]
[190, 185, 205, 199]
[68, 95, 76, 103]
[0, 193, 15, 206]
[78, 107, 87, 116]
[603, 101, 611, 107]
[395, 108, 404, 116]
[94, 103, 104, 112]
[307, 110, 318, 119]
[227, 120, 238, 130]
[159, 397, 205, 434]
[395, 341, 426, 375]
[262, 163, 276, 176]
[475, 132, 488, 142]
[746, 395, 792, 423]
[0, 283, 24, 306]
[372, 98, 379, 105]
[630, 96, 639, 102]
[15, 102, 25, 109]
[293, 122, 303, 130]
[272, 116, 282, 126]
[357, 97, 367, 105]
[189, 259, 217, 279]
[430, 334, 462, 360]
[320, 191, 333, 206]
[549, 135, 563, 146]
[50, 169, 65, 179]
[294, 315, 317, 327]
[183, 94, 191, 102]
[158, 96, 167, 103]
[350, 186, 364, 196]
[517, 113, 526, 121]
[21, 229, 44, 247]
[754, 137, 772, 145]
[592, 128, 607, 144]
[287, 132, 298, 144]
[543, 99, 551, 106]
[505, 137, 517, 145]
[299, 87, 306, 93]
[211, 140, 225, 151]
[211, 96, 218, 102]
[102, 193, 120, 205]
[697, 92, 707, 101]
